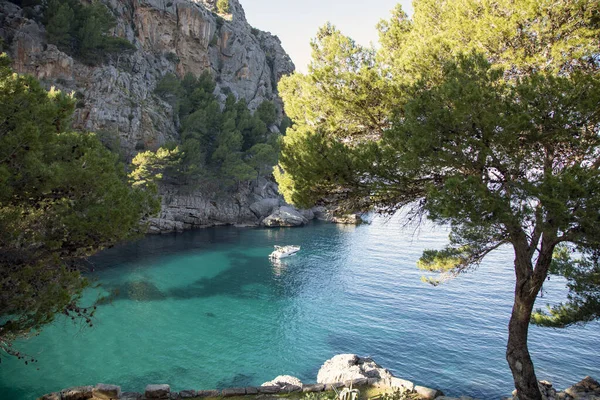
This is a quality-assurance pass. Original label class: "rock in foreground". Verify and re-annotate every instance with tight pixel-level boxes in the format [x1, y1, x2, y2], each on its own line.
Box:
[317, 354, 394, 385]
[262, 375, 303, 392]
[262, 206, 308, 227]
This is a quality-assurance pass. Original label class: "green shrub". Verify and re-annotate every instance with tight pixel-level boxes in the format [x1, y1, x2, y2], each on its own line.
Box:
[152, 72, 283, 188]
[216, 0, 229, 14]
[44, 0, 135, 65]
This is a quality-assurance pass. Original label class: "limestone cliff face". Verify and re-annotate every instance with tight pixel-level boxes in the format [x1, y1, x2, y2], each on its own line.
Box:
[0, 0, 312, 232]
[0, 0, 295, 159]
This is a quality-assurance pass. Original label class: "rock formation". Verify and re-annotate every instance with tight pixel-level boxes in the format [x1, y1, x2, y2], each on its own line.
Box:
[316, 354, 395, 385]
[147, 178, 321, 232]
[262, 375, 303, 392]
[0, 0, 307, 232]
[0, 0, 294, 156]
[38, 355, 600, 400]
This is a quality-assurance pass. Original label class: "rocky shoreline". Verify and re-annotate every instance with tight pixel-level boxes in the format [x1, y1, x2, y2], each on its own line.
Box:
[38, 354, 600, 400]
[147, 178, 362, 234]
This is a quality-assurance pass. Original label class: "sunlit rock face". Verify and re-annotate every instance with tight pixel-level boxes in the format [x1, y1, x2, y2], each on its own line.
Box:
[0, 0, 297, 233]
[316, 354, 395, 385]
[0, 0, 294, 157]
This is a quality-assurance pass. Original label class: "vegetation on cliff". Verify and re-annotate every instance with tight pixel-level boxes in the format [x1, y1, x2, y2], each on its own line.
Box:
[7, 0, 134, 64]
[134, 72, 280, 189]
[216, 0, 230, 15]
[0, 55, 159, 361]
[44, 0, 134, 64]
[275, 1, 600, 399]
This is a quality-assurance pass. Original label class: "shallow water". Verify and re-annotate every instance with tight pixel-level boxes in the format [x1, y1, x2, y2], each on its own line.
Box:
[1, 218, 598, 399]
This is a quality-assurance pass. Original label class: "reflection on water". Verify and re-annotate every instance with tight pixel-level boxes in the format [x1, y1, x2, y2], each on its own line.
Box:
[0, 220, 598, 400]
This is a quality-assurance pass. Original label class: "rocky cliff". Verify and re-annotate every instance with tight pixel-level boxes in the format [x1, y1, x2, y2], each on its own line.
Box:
[0, 0, 322, 232]
[0, 0, 294, 157]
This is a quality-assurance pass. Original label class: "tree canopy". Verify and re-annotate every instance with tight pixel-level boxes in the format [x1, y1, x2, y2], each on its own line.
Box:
[44, 0, 135, 64]
[150, 72, 280, 188]
[0, 55, 159, 360]
[276, 1, 600, 399]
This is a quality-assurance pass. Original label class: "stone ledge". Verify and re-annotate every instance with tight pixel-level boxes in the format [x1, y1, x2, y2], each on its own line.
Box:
[37, 358, 599, 400]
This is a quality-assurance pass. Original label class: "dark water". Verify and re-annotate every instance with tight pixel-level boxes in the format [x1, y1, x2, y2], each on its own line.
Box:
[1, 218, 598, 399]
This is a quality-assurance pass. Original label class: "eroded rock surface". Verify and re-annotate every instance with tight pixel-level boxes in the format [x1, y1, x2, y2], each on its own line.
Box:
[262, 375, 303, 392]
[0, 0, 294, 158]
[565, 376, 600, 400]
[316, 354, 395, 385]
[147, 178, 317, 232]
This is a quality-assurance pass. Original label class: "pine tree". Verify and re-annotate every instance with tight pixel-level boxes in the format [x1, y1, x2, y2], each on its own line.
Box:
[276, 2, 600, 399]
[0, 55, 159, 359]
[45, 1, 74, 51]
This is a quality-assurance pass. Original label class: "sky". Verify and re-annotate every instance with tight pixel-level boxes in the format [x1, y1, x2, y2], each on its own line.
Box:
[242, 0, 414, 73]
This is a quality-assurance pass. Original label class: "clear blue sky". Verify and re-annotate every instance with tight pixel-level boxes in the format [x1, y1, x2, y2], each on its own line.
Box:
[242, 0, 414, 73]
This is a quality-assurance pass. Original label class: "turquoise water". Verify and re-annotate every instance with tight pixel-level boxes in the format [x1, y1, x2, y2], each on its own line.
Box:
[1, 218, 599, 399]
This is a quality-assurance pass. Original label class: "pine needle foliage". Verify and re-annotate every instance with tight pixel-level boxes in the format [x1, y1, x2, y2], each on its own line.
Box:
[0, 55, 159, 361]
[275, 2, 600, 399]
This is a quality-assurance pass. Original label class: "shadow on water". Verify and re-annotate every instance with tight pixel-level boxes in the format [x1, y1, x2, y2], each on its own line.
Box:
[89, 227, 254, 271]
[113, 365, 191, 393]
[0, 383, 28, 400]
[165, 252, 275, 300]
[216, 373, 257, 389]
[98, 251, 292, 305]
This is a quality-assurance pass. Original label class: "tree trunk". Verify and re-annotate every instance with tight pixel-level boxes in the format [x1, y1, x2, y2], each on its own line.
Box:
[506, 275, 542, 400]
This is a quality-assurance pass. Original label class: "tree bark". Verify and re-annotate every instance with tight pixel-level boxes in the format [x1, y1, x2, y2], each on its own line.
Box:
[506, 259, 543, 400]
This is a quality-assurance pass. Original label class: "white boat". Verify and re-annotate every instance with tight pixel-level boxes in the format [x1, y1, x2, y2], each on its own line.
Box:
[269, 245, 300, 259]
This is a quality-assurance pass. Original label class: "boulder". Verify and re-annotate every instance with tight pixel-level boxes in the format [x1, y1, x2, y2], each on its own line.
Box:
[565, 376, 600, 399]
[317, 354, 394, 385]
[262, 206, 308, 227]
[196, 390, 220, 397]
[250, 198, 281, 218]
[92, 384, 121, 400]
[222, 388, 246, 397]
[263, 375, 303, 391]
[537, 380, 559, 400]
[390, 377, 415, 392]
[257, 385, 280, 394]
[245, 387, 259, 395]
[414, 385, 444, 399]
[178, 390, 197, 399]
[60, 386, 93, 400]
[145, 384, 171, 399]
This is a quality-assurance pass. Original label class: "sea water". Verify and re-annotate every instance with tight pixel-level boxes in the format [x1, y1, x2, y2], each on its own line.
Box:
[1, 217, 598, 399]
